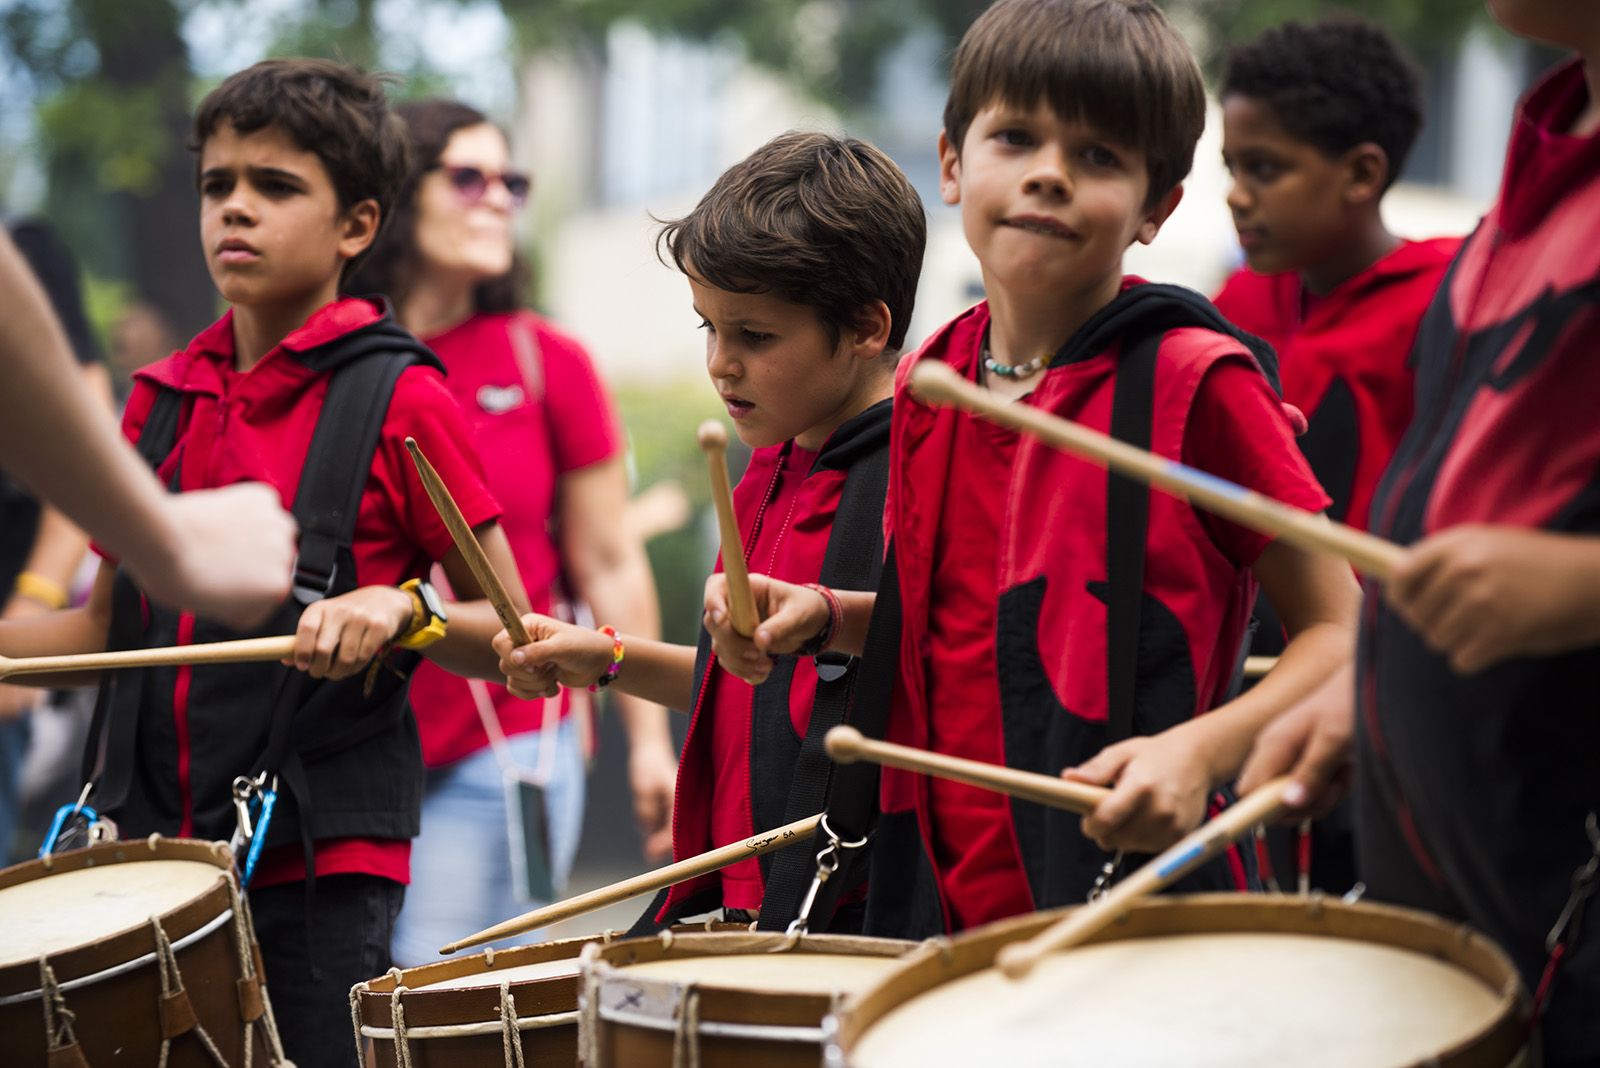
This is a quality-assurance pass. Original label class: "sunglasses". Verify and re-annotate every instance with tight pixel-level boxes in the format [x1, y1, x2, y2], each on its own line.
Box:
[436, 164, 532, 208]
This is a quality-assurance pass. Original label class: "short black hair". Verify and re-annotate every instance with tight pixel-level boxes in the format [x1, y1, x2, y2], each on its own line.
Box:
[1223, 16, 1423, 189]
[658, 131, 927, 353]
[191, 59, 409, 277]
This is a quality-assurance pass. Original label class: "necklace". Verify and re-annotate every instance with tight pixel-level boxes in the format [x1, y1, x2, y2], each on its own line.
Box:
[981, 338, 1048, 380]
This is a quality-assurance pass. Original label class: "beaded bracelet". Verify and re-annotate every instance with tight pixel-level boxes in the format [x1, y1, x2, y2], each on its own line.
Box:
[589, 625, 625, 692]
[794, 583, 842, 658]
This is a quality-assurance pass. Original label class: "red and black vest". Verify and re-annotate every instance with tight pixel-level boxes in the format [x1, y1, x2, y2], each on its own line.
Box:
[1358, 60, 1600, 1062]
[644, 400, 891, 932]
[864, 285, 1279, 937]
[86, 314, 441, 855]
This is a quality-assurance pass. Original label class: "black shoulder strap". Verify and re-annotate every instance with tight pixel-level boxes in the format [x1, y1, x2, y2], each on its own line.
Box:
[135, 386, 186, 471]
[1105, 329, 1162, 744]
[289, 351, 418, 605]
[757, 442, 890, 930]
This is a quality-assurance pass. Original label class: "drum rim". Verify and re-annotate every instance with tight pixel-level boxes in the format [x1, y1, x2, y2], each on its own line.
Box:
[828, 894, 1529, 1068]
[0, 836, 236, 995]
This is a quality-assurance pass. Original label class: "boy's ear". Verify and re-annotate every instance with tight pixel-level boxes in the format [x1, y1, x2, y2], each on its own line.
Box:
[1342, 143, 1390, 206]
[338, 198, 382, 261]
[938, 130, 962, 207]
[846, 300, 894, 360]
[1134, 183, 1184, 246]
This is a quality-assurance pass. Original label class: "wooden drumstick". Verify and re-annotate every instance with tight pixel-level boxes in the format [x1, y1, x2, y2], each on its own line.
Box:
[405, 437, 531, 646]
[1243, 656, 1277, 679]
[826, 726, 1109, 815]
[909, 361, 1406, 581]
[440, 812, 822, 954]
[0, 635, 297, 682]
[995, 776, 1294, 979]
[697, 421, 761, 638]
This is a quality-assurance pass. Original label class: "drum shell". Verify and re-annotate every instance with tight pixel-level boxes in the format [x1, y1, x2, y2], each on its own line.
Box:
[354, 923, 747, 1068]
[0, 837, 272, 1066]
[828, 894, 1529, 1068]
[581, 931, 913, 1068]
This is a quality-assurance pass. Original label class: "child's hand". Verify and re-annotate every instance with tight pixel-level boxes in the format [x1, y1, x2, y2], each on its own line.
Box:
[1238, 663, 1354, 819]
[1387, 525, 1600, 674]
[1063, 724, 1215, 854]
[290, 584, 412, 680]
[703, 573, 829, 685]
[492, 614, 594, 699]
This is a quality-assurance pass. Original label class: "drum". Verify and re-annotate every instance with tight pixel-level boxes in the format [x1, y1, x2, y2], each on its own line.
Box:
[580, 929, 914, 1067]
[828, 894, 1529, 1068]
[0, 836, 284, 1066]
[352, 922, 747, 1067]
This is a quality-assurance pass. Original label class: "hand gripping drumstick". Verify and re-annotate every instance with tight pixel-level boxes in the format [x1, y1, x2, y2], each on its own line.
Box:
[440, 812, 822, 953]
[697, 421, 761, 637]
[826, 726, 1109, 814]
[909, 362, 1406, 581]
[405, 437, 531, 647]
[995, 777, 1294, 979]
[0, 635, 296, 682]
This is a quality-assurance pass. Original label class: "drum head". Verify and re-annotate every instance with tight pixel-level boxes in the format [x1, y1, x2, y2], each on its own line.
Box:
[837, 895, 1527, 1068]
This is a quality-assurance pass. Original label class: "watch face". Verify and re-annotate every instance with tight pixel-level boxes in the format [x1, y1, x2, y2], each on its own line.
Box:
[417, 581, 448, 623]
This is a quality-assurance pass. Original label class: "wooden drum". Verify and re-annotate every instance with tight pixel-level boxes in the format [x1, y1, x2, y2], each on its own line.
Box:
[579, 929, 914, 1067]
[0, 836, 284, 1066]
[353, 922, 746, 1067]
[827, 895, 1529, 1068]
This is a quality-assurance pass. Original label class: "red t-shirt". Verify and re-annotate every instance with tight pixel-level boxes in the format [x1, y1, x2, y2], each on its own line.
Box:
[708, 441, 828, 908]
[922, 350, 1329, 927]
[405, 312, 623, 768]
[1213, 237, 1459, 530]
[115, 298, 502, 886]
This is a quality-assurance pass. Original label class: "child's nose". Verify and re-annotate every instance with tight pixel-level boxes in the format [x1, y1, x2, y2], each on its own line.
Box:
[1022, 147, 1071, 199]
[706, 339, 740, 379]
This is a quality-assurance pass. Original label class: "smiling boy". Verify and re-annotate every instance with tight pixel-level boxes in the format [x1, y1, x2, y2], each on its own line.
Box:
[497, 131, 926, 931]
[0, 60, 528, 1066]
[704, 0, 1359, 937]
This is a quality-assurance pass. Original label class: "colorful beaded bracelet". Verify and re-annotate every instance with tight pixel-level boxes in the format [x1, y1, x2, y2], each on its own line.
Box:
[589, 625, 625, 692]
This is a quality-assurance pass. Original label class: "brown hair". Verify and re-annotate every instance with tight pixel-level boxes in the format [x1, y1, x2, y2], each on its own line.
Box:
[191, 59, 409, 279]
[943, 0, 1206, 207]
[657, 131, 926, 352]
[346, 99, 532, 314]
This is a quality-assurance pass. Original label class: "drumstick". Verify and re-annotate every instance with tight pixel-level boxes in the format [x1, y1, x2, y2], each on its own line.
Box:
[1243, 656, 1277, 679]
[909, 362, 1406, 581]
[697, 421, 760, 637]
[405, 437, 531, 646]
[0, 635, 296, 682]
[996, 777, 1294, 979]
[826, 726, 1109, 815]
[440, 812, 822, 954]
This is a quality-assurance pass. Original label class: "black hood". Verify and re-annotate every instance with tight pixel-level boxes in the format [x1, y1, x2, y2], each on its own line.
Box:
[294, 298, 444, 375]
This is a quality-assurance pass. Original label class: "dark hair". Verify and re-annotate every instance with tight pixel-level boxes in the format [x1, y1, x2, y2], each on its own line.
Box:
[1223, 17, 1423, 190]
[943, 0, 1205, 208]
[191, 59, 408, 280]
[347, 99, 532, 315]
[657, 131, 926, 353]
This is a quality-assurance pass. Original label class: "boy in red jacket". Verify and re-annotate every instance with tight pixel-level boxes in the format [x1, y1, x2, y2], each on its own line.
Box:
[707, 0, 1359, 937]
[498, 132, 926, 930]
[0, 60, 525, 1067]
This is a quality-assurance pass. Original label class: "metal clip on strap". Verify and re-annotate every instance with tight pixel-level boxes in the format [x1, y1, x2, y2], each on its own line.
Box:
[38, 783, 97, 858]
[785, 815, 869, 939]
[1547, 812, 1600, 954]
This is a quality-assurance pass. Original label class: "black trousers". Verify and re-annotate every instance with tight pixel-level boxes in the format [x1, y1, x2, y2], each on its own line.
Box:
[248, 874, 404, 1068]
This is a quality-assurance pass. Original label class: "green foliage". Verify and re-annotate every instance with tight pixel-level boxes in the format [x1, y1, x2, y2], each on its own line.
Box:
[613, 376, 728, 647]
[1178, 0, 1487, 65]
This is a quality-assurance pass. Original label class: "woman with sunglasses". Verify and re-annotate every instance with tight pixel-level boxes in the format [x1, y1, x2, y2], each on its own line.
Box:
[351, 99, 677, 966]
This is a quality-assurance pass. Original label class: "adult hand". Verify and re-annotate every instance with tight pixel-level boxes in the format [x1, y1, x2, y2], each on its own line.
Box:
[1237, 663, 1355, 819]
[132, 482, 297, 630]
[289, 584, 412, 680]
[629, 739, 678, 862]
[1387, 525, 1600, 675]
[1063, 723, 1216, 854]
[702, 573, 828, 686]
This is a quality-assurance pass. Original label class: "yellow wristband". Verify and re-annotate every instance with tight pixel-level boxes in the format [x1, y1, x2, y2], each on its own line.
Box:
[13, 571, 68, 610]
